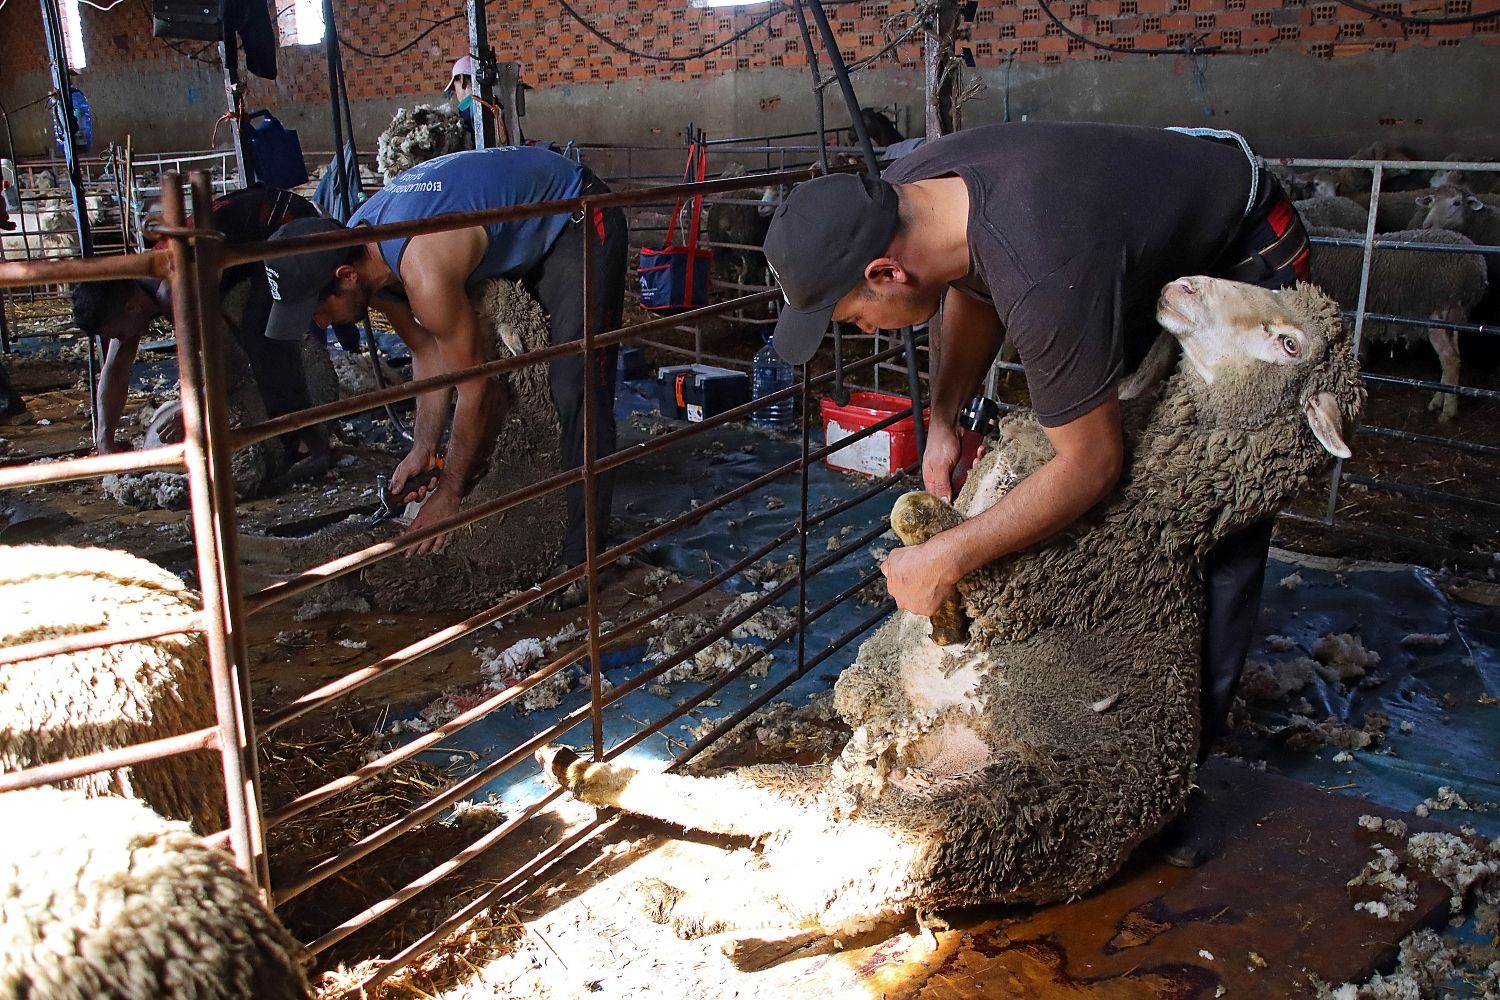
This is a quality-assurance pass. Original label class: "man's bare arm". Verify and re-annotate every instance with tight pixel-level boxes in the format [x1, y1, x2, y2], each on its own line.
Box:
[373, 294, 449, 494]
[882, 396, 1125, 616]
[398, 226, 491, 553]
[94, 336, 139, 453]
[923, 287, 1005, 499]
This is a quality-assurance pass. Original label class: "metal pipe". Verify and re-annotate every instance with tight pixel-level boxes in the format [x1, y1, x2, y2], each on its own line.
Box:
[242, 466, 584, 615]
[800, 0, 881, 175]
[1358, 423, 1500, 460]
[1311, 235, 1500, 257]
[675, 601, 891, 768]
[0, 614, 204, 667]
[162, 174, 263, 886]
[581, 196, 606, 760]
[1324, 163, 1383, 524]
[305, 786, 567, 956]
[218, 167, 817, 269]
[256, 572, 582, 736]
[0, 725, 218, 794]
[1361, 372, 1500, 402]
[0, 442, 184, 490]
[1341, 471, 1500, 515]
[0, 248, 165, 287]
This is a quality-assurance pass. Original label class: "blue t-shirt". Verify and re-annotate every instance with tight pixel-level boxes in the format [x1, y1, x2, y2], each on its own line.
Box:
[350, 146, 585, 286]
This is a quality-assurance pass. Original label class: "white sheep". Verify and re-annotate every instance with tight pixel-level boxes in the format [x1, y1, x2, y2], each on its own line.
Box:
[1429, 154, 1500, 194]
[0, 787, 309, 999]
[1308, 225, 1488, 420]
[538, 278, 1363, 964]
[1410, 186, 1500, 297]
[1295, 195, 1368, 232]
[0, 544, 226, 833]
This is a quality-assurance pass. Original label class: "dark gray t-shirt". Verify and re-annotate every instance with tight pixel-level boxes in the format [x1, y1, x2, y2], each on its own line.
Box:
[883, 122, 1253, 426]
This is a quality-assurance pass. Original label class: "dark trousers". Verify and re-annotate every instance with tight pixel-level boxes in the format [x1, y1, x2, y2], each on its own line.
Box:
[523, 171, 628, 566]
[1196, 173, 1311, 751]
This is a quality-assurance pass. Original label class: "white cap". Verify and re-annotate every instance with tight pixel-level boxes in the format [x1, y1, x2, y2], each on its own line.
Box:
[444, 55, 474, 93]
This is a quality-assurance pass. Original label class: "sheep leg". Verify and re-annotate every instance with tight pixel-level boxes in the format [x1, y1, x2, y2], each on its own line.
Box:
[536, 746, 820, 838]
[1118, 330, 1178, 401]
[890, 491, 969, 645]
[1425, 325, 1460, 422]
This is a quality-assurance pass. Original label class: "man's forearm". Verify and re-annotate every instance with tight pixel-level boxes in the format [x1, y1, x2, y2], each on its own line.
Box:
[930, 298, 1002, 427]
[434, 376, 488, 501]
[95, 339, 135, 450]
[408, 347, 450, 457]
[931, 448, 1119, 577]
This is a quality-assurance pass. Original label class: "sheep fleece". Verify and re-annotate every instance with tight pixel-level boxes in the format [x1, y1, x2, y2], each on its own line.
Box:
[0, 787, 308, 999]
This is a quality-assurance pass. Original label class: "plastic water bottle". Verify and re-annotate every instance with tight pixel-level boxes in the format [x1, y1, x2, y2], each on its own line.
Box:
[750, 333, 795, 431]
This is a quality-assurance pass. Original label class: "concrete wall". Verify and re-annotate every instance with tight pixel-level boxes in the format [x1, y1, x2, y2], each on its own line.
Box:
[2, 1, 1496, 165]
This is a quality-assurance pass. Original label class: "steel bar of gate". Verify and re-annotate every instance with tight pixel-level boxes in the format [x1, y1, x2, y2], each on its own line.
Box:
[160, 173, 267, 889]
[1359, 424, 1500, 461]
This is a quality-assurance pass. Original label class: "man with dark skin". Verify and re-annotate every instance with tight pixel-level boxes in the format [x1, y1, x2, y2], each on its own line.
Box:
[764, 123, 1310, 863]
[265, 146, 626, 579]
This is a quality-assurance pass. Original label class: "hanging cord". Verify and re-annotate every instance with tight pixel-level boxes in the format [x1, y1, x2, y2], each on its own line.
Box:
[799, 0, 880, 177]
[556, 0, 788, 62]
[1187, 39, 1215, 116]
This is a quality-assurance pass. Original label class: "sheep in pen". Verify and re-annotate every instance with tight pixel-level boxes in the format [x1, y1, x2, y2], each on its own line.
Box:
[538, 277, 1364, 966]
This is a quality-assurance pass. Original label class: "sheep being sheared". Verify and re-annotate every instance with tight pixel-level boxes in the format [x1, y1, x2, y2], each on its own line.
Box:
[0, 545, 226, 833]
[539, 277, 1363, 964]
[0, 787, 309, 999]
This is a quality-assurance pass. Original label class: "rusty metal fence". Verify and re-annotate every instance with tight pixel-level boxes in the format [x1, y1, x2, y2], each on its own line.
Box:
[0, 163, 922, 993]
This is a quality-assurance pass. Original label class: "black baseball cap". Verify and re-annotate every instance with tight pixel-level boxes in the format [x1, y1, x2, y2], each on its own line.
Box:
[763, 172, 900, 365]
[263, 216, 352, 342]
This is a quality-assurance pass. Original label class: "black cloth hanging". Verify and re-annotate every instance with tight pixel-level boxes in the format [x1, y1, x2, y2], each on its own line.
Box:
[221, 0, 279, 81]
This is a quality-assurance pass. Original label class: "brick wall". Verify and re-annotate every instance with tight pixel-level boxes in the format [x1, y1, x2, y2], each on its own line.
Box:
[0, 0, 1495, 155]
[3, 0, 1496, 101]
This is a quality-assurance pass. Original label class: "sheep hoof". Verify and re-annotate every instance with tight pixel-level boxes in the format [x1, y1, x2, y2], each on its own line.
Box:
[928, 594, 971, 647]
[890, 491, 960, 547]
[636, 877, 685, 925]
[535, 745, 582, 789]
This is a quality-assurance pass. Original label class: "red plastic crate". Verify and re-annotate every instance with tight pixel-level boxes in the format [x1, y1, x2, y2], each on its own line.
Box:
[820, 391, 926, 477]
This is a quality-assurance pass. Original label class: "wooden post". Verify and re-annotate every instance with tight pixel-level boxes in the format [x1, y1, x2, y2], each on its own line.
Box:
[923, 0, 962, 139]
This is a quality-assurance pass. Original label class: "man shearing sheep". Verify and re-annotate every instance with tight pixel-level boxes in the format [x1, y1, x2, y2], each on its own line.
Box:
[263, 145, 627, 607]
[763, 122, 1310, 865]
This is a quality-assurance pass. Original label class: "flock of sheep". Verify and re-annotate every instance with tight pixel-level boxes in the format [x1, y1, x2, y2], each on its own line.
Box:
[1283, 145, 1497, 422]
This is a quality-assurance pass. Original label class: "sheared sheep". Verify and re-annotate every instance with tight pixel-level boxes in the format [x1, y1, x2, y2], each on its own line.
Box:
[0, 787, 309, 999]
[1430, 154, 1500, 194]
[1296, 195, 1369, 232]
[538, 277, 1363, 964]
[1411, 186, 1500, 288]
[237, 278, 566, 613]
[1311, 141, 1416, 198]
[1348, 188, 1430, 232]
[0, 545, 226, 833]
[1308, 225, 1487, 420]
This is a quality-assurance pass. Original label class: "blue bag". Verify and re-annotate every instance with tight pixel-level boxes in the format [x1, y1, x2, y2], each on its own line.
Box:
[637, 144, 712, 314]
[247, 110, 309, 190]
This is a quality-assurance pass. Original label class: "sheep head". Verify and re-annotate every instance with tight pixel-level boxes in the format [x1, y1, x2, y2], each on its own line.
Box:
[1412, 186, 1488, 232]
[1156, 276, 1360, 460]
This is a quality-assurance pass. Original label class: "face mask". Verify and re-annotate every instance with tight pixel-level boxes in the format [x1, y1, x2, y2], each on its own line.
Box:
[457, 95, 473, 113]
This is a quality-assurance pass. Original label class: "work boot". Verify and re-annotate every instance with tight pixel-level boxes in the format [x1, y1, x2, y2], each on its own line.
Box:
[547, 562, 616, 612]
[1155, 789, 1218, 869]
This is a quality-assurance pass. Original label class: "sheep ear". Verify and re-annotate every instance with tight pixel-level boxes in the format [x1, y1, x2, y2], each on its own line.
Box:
[1414, 193, 1435, 207]
[1468, 196, 1487, 212]
[1304, 391, 1351, 458]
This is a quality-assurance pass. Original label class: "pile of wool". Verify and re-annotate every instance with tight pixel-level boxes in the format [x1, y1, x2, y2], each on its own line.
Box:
[1414, 786, 1498, 818]
[1240, 656, 1321, 702]
[375, 105, 472, 180]
[1312, 632, 1382, 683]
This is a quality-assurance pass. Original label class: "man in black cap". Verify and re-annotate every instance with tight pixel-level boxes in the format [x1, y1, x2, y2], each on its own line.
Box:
[263, 146, 626, 583]
[763, 122, 1310, 858]
[71, 185, 328, 479]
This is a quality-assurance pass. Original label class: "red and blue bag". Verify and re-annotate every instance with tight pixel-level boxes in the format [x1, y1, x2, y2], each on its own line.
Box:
[638, 142, 712, 314]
